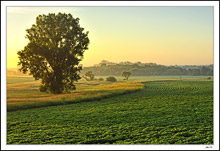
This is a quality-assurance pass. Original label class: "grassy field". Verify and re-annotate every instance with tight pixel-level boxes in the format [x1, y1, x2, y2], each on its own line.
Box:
[7, 75, 144, 112]
[7, 75, 209, 112]
[6, 75, 213, 144]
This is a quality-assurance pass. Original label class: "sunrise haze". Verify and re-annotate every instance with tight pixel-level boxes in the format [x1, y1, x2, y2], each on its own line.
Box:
[7, 6, 213, 68]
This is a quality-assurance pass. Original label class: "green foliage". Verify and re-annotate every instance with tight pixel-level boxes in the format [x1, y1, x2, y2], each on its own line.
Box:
[106, 76, 117, 82]
[39, 84, 47, 92]
[122, 71, 131, 80]
[17, 13, 90, 94]
[84, 71, 95, 81]
[7, 80, 213, 144]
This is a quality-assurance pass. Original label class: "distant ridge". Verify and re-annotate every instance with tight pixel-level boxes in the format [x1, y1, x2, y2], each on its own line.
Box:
[81, 60, 213, 76]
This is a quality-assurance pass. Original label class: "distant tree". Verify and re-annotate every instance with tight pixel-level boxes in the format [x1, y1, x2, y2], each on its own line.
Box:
[17, 13, 90, 94]
[122, 71, 131, 80]
[84, 71, 95, 81]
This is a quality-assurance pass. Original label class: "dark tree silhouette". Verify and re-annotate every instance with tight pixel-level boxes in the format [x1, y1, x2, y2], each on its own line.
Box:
[17, 13, 90, 94]
[84, 71, 95, 81]
[122, 71, 131, 80]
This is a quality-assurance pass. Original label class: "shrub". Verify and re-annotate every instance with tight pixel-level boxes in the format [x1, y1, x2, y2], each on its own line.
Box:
[207, 77, 211, 79]
[98, 78, 104, 81]
[106, 76, 117, 82]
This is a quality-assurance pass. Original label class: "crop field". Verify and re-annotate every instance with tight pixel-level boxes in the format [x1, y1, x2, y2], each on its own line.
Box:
[7, 75, 213, 144]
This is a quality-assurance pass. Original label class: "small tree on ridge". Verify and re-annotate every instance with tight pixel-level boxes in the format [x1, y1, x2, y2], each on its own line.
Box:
[122, 71, 131, 80]
[84, 71, 95, 81]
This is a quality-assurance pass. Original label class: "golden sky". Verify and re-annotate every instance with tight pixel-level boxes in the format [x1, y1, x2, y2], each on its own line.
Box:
[7, 7, 213, 68]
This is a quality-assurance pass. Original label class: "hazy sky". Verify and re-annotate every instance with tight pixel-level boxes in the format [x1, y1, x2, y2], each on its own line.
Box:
[7, 6, 213, 68]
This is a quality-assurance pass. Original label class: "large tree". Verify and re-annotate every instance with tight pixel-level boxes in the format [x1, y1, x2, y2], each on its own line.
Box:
[17, 13, 90, 94]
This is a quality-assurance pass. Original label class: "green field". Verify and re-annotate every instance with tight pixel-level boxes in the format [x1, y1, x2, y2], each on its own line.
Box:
[7, 75, 213, 144]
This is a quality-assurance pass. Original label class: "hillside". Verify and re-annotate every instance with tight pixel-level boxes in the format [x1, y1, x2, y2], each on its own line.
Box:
[7, 61, 213, 77]
[81, 60, 213, 76]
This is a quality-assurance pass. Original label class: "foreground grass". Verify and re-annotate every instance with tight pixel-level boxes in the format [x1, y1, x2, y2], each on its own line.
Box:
[7, 80, 213, 144]
[7, 75, 144, 112]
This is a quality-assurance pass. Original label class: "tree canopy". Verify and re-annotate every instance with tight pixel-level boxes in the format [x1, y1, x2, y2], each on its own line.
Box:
[17, 13, 90, 94]
[122, 71, 131, 80]
[84, 71, 95, 81]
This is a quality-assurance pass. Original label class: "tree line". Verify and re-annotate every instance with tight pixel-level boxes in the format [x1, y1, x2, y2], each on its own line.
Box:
[81, 61, 213, 76]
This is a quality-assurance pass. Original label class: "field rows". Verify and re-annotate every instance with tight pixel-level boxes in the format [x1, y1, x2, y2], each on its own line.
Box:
[7, 80, 213, 144]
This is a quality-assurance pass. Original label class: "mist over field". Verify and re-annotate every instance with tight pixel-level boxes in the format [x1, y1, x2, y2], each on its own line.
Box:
[7, 60, 213, 77]
[5, 5, 215, 146]
[81, 60, 213, 76]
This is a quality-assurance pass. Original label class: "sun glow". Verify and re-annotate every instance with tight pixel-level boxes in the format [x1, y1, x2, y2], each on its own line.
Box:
[7, 6, 213, 68]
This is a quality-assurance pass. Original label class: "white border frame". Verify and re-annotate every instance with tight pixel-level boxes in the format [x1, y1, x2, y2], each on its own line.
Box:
[1, 1, 219, 150]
